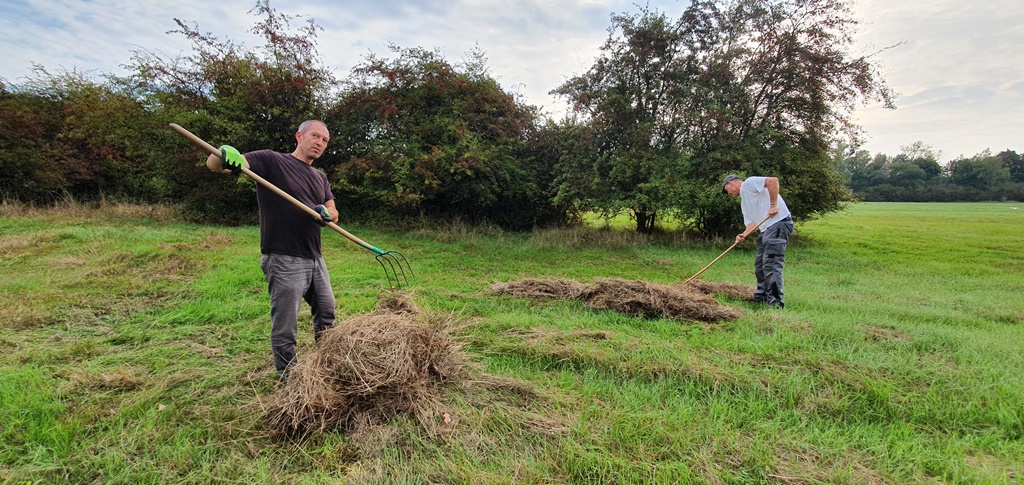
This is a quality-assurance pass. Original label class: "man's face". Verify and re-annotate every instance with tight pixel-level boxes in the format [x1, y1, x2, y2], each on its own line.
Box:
[295, 122, 329, 163]
[725, 180, 741, 197]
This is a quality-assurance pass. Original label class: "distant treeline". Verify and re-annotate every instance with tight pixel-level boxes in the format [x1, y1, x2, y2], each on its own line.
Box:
[3, 0, 913, 236]
[837, 142, 1024, 202]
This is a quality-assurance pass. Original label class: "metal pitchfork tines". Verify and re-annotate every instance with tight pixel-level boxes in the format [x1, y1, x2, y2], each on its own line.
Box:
[169, 123, 414, 290]
[332, 229, 414, 290]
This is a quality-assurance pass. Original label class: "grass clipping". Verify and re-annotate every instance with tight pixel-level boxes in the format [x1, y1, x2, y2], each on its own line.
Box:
[264, 293, 466, 439]
[491, 278, 747, 323]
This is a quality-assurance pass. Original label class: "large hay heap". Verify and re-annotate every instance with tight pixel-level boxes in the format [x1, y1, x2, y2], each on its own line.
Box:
[263, 293, 466, 439]
[491, 277, 749, 322]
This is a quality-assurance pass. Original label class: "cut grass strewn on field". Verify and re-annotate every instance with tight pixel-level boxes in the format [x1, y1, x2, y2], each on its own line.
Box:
[1, 201, 1022, 483]
[490, 277, 746, 322]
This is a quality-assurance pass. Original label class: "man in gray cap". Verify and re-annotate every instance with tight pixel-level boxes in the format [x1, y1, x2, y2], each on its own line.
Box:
[721, 174, 794, 307]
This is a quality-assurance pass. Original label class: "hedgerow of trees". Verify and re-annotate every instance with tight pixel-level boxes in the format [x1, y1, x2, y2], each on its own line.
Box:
[837, 142, 1024, 202]
[2, 0, 1015, 236]
[326, 45, 561, 229]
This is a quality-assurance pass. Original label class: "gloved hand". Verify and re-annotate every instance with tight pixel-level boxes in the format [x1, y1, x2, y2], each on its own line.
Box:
[314, 204, 333, 226]
[219, 145, 244, 175]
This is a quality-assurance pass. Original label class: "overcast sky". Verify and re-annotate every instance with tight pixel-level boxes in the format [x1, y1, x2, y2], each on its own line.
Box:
[2, 0, 1021, 161]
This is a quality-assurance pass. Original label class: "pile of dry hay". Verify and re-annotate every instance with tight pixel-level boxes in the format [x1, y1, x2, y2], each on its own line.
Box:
[263, 292, 467, 439]
[491, 277, 752, 322]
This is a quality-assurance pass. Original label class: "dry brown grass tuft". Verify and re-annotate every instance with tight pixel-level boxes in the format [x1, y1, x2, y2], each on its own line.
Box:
[0, 199, 182, 222]
[492, 277, 743, 322]
[771, 444, 886, 485]
[863, 324, 912, 343]
[0, 233, 65, 258]
[263, 295, 468, 439]
[682, 280, 756, 300]
[65, 367, 146, 393]
[373, 290, 421, 315]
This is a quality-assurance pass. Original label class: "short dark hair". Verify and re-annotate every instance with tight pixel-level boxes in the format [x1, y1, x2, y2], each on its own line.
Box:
[721, 174, 741, 194]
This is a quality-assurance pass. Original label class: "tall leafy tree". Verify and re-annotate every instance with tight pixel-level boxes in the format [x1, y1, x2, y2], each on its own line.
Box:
[997, 150, 1024, 183]
[837, 148, 875, 192]
[328, 45, 547, 229]
[119, 0, 335, 223]
[552, 7, 691, 233]
[554, 0, 894, 236]
[682, 0, 894, 234]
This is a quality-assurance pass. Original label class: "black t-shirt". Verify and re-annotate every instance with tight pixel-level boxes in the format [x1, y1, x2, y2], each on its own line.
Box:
[245, 150, 335, 259]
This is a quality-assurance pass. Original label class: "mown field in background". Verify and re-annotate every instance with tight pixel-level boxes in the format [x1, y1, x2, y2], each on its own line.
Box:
[1, 201, 1022, 484]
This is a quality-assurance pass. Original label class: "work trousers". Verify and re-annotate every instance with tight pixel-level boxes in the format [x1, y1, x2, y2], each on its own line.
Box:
[260, 253, 336, 377]
[753, 217, 794, 307]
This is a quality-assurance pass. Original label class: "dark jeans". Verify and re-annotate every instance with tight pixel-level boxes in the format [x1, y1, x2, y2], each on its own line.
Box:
[754, 217, 794, 307]
[260, 253, 336, 377]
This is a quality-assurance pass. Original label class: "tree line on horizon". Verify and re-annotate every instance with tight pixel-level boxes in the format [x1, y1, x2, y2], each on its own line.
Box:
[837, 142, 1024, 202]
[0, 0, 954, 237]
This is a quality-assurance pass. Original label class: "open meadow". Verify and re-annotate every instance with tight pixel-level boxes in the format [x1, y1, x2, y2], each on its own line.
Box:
[1, 201, 1022, 484]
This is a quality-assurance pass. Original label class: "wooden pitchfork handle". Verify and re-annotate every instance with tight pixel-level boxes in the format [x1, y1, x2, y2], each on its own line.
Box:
[168, 123, 386, 256]
[682, 213, 773, 285]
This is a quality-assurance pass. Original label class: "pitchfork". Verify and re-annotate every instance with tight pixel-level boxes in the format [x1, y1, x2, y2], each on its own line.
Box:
[169, 123, 413, 290]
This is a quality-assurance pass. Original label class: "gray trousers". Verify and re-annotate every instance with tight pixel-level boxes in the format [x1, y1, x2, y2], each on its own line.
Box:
[754, 217, 794, 307]
[260, 253, 336, 376]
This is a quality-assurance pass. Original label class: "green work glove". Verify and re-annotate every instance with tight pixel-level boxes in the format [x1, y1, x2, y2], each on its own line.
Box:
[219, 145, 244, 175]
[314, 204, 332, 226]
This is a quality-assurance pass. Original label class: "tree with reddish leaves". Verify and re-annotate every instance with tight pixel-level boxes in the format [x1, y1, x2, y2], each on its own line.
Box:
[0, 76, 67, 202]
[327, 45, 553, 229]
[120, 0, 336, 223]
[1, 67, 156, 203]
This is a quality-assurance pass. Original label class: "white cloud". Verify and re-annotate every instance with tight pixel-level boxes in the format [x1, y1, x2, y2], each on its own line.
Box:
[0, 0, 258, 79]
[2, 0, 1019, 160]
[851, 0, 1024, 158]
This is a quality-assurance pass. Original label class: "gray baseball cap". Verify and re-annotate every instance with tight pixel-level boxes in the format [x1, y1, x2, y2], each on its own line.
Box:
[721, 174, 740, 193]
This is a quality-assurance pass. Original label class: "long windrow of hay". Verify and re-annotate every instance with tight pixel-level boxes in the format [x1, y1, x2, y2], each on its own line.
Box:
[492, 277, 745, 322]
[489, 278, 593, 300]
[263, 292, 467, 439]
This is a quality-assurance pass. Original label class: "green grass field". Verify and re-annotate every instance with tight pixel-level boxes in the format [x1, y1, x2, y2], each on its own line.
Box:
[1, 201, 1022, 484]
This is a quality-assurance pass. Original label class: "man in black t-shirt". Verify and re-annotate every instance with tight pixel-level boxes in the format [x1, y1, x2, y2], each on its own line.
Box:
[207, 120, 337, 379]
